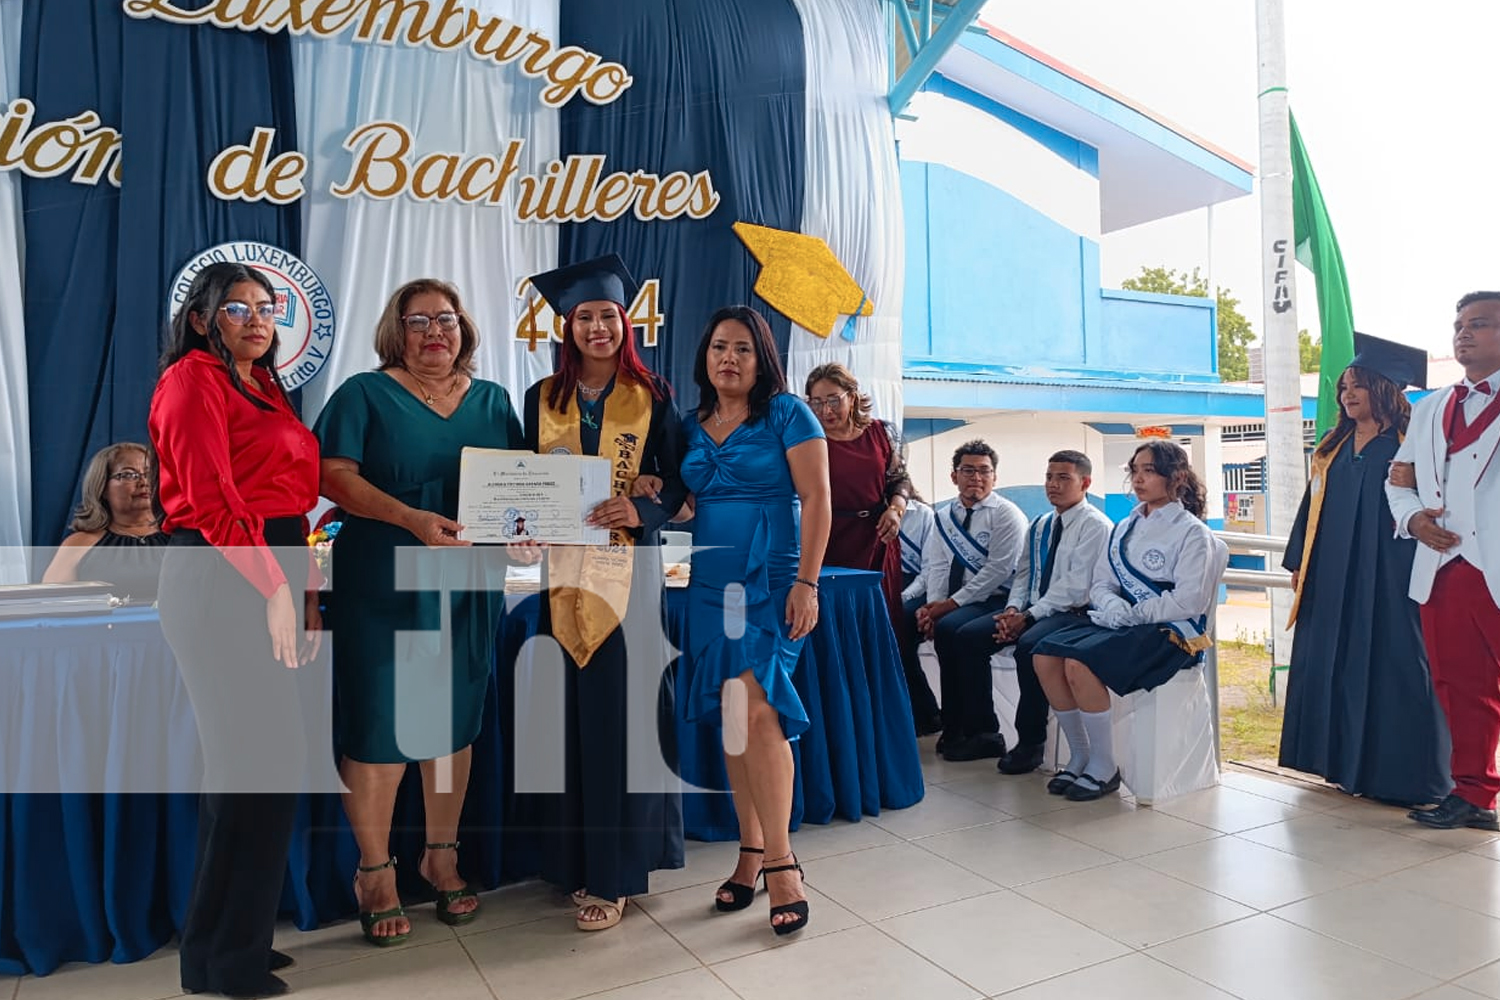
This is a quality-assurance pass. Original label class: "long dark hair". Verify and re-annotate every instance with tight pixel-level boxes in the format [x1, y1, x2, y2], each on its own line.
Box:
[545, 299, 667, 413]
[1313, 364, 1411, 458]
[692, 305, 785, 424]
[1131, 440, 1207, 520]
[159, 262, 286, 412]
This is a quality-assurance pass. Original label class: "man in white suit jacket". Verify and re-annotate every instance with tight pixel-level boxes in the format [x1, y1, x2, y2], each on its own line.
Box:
[1386, 291, 1500, 831]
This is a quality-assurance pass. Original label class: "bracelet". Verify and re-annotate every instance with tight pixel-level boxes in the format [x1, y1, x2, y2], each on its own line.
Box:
[794, 577, 819, 592]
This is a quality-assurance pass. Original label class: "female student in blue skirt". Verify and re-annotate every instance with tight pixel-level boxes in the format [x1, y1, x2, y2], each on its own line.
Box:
[1030, 440, 1228, 801]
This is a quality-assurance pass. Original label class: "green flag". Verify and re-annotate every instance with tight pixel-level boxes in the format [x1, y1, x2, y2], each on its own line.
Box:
[1290, 110, 1355, 439]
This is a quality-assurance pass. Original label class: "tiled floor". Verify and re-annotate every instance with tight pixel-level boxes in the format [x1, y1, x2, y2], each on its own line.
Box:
[14, 748, 1500, 1000]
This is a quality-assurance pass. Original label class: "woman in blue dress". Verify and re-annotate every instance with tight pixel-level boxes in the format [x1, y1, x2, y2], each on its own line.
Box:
[679, 306, 829, 936]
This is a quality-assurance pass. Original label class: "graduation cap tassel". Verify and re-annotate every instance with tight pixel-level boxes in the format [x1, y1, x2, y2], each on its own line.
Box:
[840, 294, 867, 342]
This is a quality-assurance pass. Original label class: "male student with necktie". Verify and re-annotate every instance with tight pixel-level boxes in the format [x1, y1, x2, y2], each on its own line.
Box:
[992, 451, 1113, 775]
[1387, 290, 1500, 831]
[915, 440, 1027, 761]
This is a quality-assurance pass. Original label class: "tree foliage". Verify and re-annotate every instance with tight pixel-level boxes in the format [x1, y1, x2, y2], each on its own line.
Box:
[1120, 266, 1255, 381]
[1298, 329, 1321, 374]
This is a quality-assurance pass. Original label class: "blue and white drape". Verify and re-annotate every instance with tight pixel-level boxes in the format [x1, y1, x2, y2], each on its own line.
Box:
[0, 0, 903, 574]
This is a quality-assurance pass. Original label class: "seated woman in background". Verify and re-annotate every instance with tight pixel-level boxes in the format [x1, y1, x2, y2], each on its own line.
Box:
[1030, 440, 1228, 802]
[42, 441, 166, 601]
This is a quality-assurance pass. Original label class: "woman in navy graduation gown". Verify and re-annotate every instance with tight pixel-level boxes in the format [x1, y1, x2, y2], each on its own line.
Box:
[519, 255, 687, 932]
[1280, 333, 1450, 807]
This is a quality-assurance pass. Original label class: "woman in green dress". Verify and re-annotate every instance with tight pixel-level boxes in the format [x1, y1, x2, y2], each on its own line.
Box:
[314, 278, 523, 946]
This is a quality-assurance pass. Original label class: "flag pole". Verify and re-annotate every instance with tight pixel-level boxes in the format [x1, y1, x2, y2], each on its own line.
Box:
[1255, 0, 1304, 669]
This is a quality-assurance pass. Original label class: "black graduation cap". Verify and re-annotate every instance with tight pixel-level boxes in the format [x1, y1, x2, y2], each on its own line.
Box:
[1349, 331, 1428, 389]
[527, 254, 640, 317]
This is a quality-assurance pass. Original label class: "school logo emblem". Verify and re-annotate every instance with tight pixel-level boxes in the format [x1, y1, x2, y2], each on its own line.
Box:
[975, 531, 992, 546]
[169, 241, 336, 391]
[1142, 548, 1167, 572]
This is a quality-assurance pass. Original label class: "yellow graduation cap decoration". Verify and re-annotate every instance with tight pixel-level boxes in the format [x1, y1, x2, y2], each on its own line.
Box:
[733, 221, 873, 339]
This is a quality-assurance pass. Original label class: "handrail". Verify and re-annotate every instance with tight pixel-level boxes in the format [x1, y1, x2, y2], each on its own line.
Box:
[1215, 530, 1288, 554]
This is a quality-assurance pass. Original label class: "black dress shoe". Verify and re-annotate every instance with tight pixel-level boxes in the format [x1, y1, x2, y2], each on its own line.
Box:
[916, 714, 943, 738]
[998, 742, 1046, 775]
[1065, 769, 1122, 802]
[1046, 770, 1080, 795]
[1410, 793, 1499, 831]
[269, 950, 294, 973]
[942, 732, 1006, 762]
[934, 731, 952, 755]
[184, 974, 289, 998]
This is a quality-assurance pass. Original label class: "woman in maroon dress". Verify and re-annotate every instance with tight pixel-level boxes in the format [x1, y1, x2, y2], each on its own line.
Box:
[803, 364, 911, 617]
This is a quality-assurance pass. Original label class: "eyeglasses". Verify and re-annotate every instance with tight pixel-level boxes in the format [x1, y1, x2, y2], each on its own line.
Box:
[403, 312, 460, 333]
[220, 302, 276, 325]
[806, 392, 848, 412]
[955, 466, 995, 478]
[108, 470, 148, 483]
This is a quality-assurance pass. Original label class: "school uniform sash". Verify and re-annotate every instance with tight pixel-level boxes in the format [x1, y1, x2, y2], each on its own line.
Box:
[934, 501, 988, 575]
[537, 375, 652, 667]
[1028, 511, 1057, 595]
[898, 520, 926, 576]
[1108, 518, 1212, 654]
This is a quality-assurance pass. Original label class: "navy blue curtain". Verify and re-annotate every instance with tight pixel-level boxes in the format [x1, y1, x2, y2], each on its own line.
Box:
[22, 0, 300, 545]
[557, 0, 807, 404]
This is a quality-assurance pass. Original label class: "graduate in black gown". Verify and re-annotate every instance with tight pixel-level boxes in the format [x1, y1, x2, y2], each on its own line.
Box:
[1280, 333, 1451, 807]
[518, 255, 687, 931]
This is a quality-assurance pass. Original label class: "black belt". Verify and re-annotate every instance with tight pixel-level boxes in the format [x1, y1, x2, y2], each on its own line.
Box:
[833, 506, 885, 519]
[168, 516, 305, 548]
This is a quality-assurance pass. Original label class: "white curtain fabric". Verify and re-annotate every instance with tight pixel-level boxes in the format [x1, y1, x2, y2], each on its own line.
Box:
[293, 0, 561, 425]
[784, 0, 905, 424]
[0, 0, 32, 582]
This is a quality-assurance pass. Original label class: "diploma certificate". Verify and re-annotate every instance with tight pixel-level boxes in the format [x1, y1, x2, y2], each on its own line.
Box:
[457, 449, 611, 545]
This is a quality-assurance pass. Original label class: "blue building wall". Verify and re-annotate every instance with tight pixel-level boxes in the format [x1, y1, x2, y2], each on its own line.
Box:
[902, 162, 1089, 365]
[1098, 289, 1218, 378]
[901, 161, 1218, 381]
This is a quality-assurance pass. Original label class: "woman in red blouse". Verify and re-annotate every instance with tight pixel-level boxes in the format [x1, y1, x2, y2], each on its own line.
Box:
[150, 262, 322, 1000]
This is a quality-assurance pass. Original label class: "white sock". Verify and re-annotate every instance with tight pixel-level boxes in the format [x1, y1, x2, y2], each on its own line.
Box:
[1056, 709, 1089, 775]
[1080, 709, 1116, 782]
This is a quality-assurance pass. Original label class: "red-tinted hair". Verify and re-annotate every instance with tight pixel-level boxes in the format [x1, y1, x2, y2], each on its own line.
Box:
[545, 300, 668, 412]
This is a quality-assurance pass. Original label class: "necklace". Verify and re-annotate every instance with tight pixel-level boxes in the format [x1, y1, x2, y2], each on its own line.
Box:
[578, 380, 606, 398]
[713, 402, 748, 427]
[578, 388, 604, 430]
[406, 367, 459, 406]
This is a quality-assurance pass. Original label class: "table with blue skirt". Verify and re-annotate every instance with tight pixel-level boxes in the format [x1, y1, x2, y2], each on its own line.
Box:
[0, 566, 922, 975]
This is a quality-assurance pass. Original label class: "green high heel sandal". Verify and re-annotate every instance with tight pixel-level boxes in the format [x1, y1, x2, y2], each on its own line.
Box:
[420, 842, 480, 926]
[354, 857, 411, 947]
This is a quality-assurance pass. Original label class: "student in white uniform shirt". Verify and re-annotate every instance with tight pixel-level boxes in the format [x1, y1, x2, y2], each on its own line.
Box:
[1032, 440, 1228, 801]
[915, 440, 1027, 761]
[992, 451, 1113, 775]
[1387, 290, 1500, 832]
[895, 497, 941, 734]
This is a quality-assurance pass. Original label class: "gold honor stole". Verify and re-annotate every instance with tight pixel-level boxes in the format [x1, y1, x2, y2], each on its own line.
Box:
[1285, 428, 1397, 627]
[537, 375, 652, 666]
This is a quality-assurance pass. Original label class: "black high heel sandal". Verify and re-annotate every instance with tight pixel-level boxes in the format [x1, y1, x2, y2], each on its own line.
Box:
[764, 852, 809, 936]
[714, 846, 765, 912]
